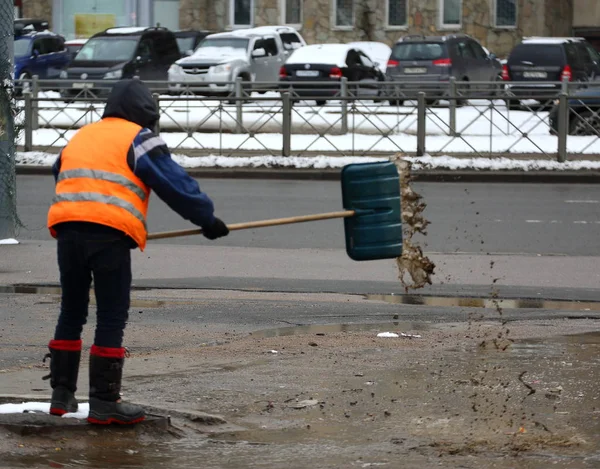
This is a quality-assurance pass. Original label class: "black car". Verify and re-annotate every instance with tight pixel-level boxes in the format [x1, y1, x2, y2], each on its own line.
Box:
[173, 30, 214, 57]
[279, 43, 385, 105]
[385, 34, 501, 105]
[504, 37, 600, 108]
[60, 26, 180, 98]
[549, 86, 600, 135]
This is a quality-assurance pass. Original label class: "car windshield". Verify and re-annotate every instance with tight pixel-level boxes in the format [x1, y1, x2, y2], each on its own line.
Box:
[197, 38, 249, 51]
[14, 39, 31, 58]
[391, 42, 446, 61]
[508, 44, 564, 66]
[176, 37, 196, 53]
[74, 37, 138, 62]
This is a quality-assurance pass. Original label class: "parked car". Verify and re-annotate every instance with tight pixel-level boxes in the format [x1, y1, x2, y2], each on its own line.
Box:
[549, 85, 600, 135]
[174, 30, 214, 57]
[385, 34, 501, 105]
[14, 30, 69, 91]
[14, 18, 49, 35]
[60, 26, 180, 98]
[168, 29, 287, 96]
[503, 37, 600, 108]
[347, 41, 391, 72]
[64, 39, 87, 61]
[279, 44, 386, 106]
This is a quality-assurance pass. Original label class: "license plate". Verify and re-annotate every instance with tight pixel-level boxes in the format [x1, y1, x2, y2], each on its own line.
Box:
[404, 67, 427, 74]
[523, 71, 547, 79]
[296, 70, 319, 77]
[72, 82, 93, 89]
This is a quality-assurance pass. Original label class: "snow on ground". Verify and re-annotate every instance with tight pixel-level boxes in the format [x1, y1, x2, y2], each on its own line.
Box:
[0, 238, 19, 245]
[22, 92, 600, 155]
[16, 151, 600, 171]
[0, 401, 89, 419]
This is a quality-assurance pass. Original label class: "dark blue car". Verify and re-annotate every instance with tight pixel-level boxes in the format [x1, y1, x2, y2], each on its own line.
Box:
[14, 31, 70, 89]
[550, 86, 600, 135]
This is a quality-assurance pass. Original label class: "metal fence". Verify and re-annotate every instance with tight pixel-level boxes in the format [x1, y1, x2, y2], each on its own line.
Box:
[17, 77, 600, 161]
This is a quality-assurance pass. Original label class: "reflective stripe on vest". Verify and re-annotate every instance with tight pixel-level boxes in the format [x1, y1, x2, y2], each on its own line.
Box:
[52, 192, 147, 231]
[57, 169, 148, 202]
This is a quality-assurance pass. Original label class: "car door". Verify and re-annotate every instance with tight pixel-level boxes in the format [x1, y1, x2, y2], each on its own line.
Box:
[133, 38, 155, 80]
[357, 50, 379, 98]
[575, 42, 599, 81]
[583, 42, 600, 79]
[47, 37, 68, 79]
[470, 40, 497, 84]
[152, 33, 180, 80]
[30, 37, 50, 78]
[456, 39, 480, 89]
[251, 38, 271, 83]
[261, 37, 284, 83]
[564, 43, 587, 83]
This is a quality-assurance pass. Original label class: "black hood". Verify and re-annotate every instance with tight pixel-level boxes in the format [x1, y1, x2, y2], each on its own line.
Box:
[102, 79, 159, 129]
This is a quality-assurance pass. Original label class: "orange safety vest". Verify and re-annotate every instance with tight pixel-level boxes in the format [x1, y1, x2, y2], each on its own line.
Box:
[47, 117, 151, 250]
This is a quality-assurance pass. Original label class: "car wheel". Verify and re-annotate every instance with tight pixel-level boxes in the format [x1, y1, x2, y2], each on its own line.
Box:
[315, 100, 326, 106]
[570, 111, 600, 136]
[388, 99, 404, 106]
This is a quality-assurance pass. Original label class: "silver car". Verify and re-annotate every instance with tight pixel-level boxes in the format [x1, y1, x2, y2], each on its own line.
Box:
[168, 30, 288, 96]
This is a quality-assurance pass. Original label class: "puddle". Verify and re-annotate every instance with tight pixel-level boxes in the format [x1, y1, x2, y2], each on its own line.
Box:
[366, 293, 600, 312]
[250, 322, 430, 338]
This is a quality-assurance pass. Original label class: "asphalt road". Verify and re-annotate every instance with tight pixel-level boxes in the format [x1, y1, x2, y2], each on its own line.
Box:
[14, 175, 600, 255]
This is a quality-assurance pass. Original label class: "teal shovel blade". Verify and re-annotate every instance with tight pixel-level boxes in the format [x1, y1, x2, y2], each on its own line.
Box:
[341, 161, 402, 261]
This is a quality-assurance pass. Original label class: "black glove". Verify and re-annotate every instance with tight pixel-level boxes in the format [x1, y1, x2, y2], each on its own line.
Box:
[203, 217, 229, 240]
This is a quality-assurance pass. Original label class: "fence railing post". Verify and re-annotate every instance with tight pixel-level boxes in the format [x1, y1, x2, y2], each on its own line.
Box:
[281, 92, 292, 157]
[24, 91, 33, 151]
[561, 76, 569, 94]
[152, 93, 160, 135]
[557, 92, 568, 163]
[31, 74, 39, 130]
[448, 77, 457, 136]
[235, 77, 244, 134]
[417, 92, 426, 156]
[340, 77, 348, 134]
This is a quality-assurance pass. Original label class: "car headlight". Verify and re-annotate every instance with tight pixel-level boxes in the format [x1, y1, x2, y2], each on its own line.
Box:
[169, 63, 183, 74]
[211, 64, 232, 74]
[60, 70, 68, 79]
[103, 69, 122, 80]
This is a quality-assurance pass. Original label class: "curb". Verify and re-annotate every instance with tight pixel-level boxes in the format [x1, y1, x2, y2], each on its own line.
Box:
[16, 165, 600, 183]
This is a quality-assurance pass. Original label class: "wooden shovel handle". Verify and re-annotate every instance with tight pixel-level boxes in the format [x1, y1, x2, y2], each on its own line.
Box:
[147, 210, 356, 241]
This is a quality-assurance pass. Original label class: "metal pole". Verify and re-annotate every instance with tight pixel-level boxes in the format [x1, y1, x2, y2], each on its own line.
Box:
[282, 92, 291, 157]
[153, 93, 161, 134]
[235, 76, 243, 134]
[24, 92, 33, 152]
[0, 0, 17, 239]
[561, 76, 569, 94]
[31, 74, 39, 130]
[557, 92, 568, 163]
[448, 77, 456, 137]
[340, 77, 348, 134]
[417, 92, 426, 156]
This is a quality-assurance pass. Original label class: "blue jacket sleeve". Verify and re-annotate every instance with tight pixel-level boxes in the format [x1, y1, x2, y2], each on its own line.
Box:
[52, 152, 62, 182]
[129, 129, 216, 228]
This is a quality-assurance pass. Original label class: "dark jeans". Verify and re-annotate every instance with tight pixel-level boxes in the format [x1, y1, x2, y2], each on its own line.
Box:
[54, 222, 133, 348]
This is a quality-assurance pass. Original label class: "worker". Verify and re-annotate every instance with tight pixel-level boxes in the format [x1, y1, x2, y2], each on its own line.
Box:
[44, 79, 229, 424]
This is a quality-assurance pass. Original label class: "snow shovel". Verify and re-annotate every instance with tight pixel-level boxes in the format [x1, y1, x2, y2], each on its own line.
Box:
[147, 161, 402, 261]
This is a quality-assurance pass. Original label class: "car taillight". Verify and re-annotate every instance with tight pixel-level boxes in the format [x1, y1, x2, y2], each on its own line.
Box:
[387, 59, 399, 68]
[279, 66, 287, 79]
[561, 64, 572, 82]
[502, 64, 510, 81]
[432, 58, 452, 67]
[329, 66, 343, 78]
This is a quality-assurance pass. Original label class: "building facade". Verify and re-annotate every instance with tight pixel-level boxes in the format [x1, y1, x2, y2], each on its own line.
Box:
[19, 0, 583, 57]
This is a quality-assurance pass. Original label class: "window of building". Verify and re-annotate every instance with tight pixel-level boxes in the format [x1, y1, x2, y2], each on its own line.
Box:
[283, 0, 302, 25]
[495, 0, 516, 27]
[231, 0, 254, 28]
[334, 0, 354, 28]
[440, 0, 461, 27]
[387, 0, 408, 28]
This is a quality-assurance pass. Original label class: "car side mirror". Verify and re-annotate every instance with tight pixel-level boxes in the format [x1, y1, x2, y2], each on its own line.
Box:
[185, 49, 193, 56]
[31, 49, 39, 59]
[252, 48, 266, 58]
[489, 53, 497, 60]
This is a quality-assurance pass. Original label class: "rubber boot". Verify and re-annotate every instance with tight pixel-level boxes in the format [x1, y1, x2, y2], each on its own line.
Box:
[87, 345, 145, 425]
[43, 339, 81, 416]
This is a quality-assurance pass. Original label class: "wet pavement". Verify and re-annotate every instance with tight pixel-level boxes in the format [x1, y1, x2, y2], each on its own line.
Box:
[0, 289, 599, 468]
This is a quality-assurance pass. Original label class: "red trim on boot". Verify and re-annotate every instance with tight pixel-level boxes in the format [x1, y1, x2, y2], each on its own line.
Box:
[50, 407, 68, 416]
[49, 339, 82, 351]
[90, 345, 126, 359]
